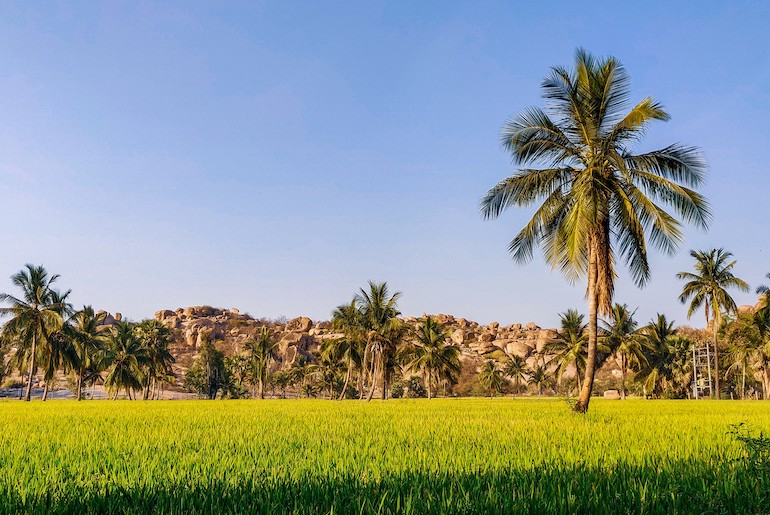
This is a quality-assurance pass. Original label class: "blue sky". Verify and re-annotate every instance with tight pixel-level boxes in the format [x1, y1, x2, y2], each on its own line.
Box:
[1, 1, 768, 328]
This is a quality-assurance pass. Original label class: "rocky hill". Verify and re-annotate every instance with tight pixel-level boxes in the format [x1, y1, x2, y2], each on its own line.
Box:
[129, 306, 592, 392]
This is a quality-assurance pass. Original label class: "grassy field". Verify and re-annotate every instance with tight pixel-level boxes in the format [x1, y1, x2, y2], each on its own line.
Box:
[0, 398, 768, 514]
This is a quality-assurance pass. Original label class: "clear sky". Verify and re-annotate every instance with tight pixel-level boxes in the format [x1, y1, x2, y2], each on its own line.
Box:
[1, 1, 768, 328]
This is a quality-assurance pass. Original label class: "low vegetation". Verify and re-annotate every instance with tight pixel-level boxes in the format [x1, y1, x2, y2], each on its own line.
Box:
[0, 399, 768, 514]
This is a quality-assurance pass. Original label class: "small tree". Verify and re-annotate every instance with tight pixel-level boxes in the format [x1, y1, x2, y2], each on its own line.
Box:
[184, 337, 227, 399]
[405, 376, 427, 398]
[502, 355, 528, 397]
[478, 360, 506, 398]
[528, 364, 551, 397]
[246, 327, 278, 399]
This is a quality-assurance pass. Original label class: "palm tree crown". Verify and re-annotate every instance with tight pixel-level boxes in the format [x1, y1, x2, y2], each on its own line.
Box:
[402, 316, 461, 399]
[0, 264, 70, 401]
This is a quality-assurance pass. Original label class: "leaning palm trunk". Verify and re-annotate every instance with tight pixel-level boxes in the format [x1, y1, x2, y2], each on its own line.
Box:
[144, 378, 151, 400]
[712, 315, 721, 399]
[77, 368, 84, 401]
[42, 383, 49, 401]
[620, 355, 627, 400]
[381, 360, 387, 400]
[24, 333, 38, 401]
[576, 240, 599, 413]
[366, 357, 378, 402]
[742, 365, 746, 400]
[338, 358, 353, 400]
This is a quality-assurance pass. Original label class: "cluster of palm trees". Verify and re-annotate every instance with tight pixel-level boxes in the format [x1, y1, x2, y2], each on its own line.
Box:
[180, 281, 463, 401]
[477, 247, 769, 401]
[295, 281, 462, 400]
[0, 264, 175, 400]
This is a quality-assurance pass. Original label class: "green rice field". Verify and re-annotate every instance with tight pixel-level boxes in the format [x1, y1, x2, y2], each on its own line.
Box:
[0, 398, 768, 514]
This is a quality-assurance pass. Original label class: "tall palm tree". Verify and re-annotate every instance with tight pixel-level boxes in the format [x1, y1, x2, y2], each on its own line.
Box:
[356, 281, 401, 401]
[502, 354, 528, 397]
[245, 327, 278, 399]
[678, 248, 749, 399]
[602, 303, 645, 399]
[330, 299, 366, 400]
[0, 264, 69, 401]
[528, 364, 551, 397]
[401, 316, 461, 400]
[135, 319, 175, 400]
[102, 322, 148, 400]
[39, 289, 77, 401]
[478, 360, 506, 398]
[70, 307, 109, 401]
[480, 49, 710, 412]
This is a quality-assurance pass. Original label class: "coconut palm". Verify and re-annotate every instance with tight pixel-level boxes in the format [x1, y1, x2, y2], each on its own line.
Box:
[480, 49, 710, 412]
[545, 310, 590, 394]
[478, 360, 506, 398]
[69, 307, 109, 401]
[636, 313, 676, 396]
[0, 264, 70, 401]
[750, 308, 770, 399]
[677, 248, 749, 399]
[330, 300, 366, 399]
[245, 327, 278, 399]
[757, 273, 770, 315]
[356, 281, 402, 400]
[602, 303, 645, 399]
[401, 316, 461, 399]
[37, 289, 77, 400]
[102, 322, 148, 400]
[135, 319, 175, 400]
[726, 335, 757, 400]
[290, 354, 319, 398]
[731, 307, 770, 399]
[502, 354, 528, 397]
[528, 364, 551, 397]
[272, 370, 292, 399]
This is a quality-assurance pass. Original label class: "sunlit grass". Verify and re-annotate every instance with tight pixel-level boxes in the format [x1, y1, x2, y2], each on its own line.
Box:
[0, 398, 768, 513]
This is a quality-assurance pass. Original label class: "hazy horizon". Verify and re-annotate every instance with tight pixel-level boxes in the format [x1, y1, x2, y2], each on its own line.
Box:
[2, 2, 768, 328]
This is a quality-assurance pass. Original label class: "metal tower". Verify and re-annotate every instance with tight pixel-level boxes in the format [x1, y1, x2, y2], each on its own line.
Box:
[692, 344, 713, 399]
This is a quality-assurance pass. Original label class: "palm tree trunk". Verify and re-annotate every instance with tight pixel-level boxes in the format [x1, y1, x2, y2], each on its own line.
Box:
[575, 240, 599, 413]
[366, 357, 378, 401]
[620, 355, 627, 400]
[426, 367, 432, 400]
[144, 378, 151, 400]
[42, 382, 48, 401]
[381, 358, 387, 400]
[259, 376, 265, 399]
[712, 313, 721, 399]
[357, 368, 364, 400]
[339, 358, 353, 400]
[742, 365, 746, 400]
[77, 368, 84, 401]
[24, 332, 38, 401]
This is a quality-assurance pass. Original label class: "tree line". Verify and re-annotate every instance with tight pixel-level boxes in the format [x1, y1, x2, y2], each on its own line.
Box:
[0, 264, 768, 401]
[0, 264, 175, 400]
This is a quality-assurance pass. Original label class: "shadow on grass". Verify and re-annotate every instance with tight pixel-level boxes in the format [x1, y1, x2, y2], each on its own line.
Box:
[2, 461, 768, 514]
